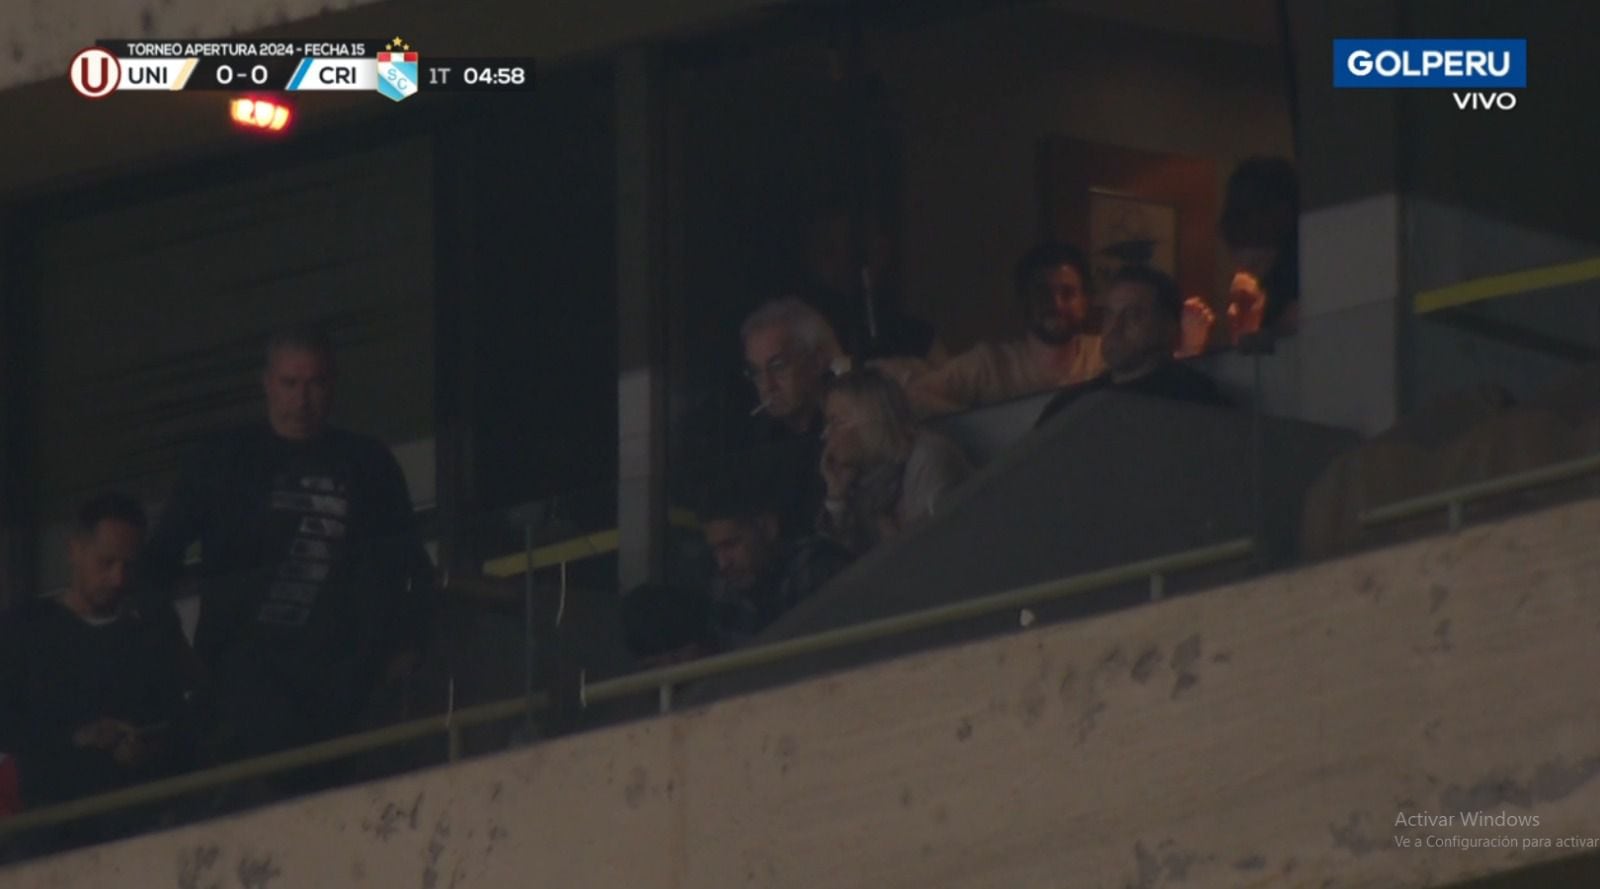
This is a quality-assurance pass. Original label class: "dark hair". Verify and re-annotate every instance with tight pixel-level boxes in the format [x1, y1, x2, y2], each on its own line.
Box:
[75, 492, 147, 538]
[1109, 265, 1184, 324]
[1221, 156, 1299, 249]
[1014, 241, 1091, 299]
[264, 323, 336, 367]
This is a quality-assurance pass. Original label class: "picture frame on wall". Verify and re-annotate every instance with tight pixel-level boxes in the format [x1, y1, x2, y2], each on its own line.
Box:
[1037, 136, 1219, 307]
[1087, 189, 1179, 293]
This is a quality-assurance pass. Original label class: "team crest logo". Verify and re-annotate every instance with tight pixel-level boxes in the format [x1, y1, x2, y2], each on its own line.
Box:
[377, 36, 418, 103]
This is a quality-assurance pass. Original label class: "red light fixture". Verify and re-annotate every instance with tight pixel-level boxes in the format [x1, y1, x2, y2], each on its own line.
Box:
[230, 97, 292, 132]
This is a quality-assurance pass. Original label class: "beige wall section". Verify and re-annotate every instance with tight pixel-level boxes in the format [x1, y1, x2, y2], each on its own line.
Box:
[880, 4, 1293, 351]
[9, 498, 1600, 887]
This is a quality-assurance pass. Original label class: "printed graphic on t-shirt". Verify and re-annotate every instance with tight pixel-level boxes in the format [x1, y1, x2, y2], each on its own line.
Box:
[260, 472, 352, 627]
[269, 492, 351, 516]
[299, 516, 347, 539]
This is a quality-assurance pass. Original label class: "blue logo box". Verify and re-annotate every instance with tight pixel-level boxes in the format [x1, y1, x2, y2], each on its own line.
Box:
[1333, 39, 1526, 88]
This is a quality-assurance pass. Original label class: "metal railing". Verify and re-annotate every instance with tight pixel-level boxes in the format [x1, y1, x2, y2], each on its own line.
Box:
[0, 536, 1254, 839]
[480, 508, 699, 579]
[1359, 451, 1600, 531]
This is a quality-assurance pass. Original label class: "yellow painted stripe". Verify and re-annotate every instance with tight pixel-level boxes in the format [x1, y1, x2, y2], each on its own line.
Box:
[1415, 256, 1600, 314]
[480, 508, 700, 578]
[483, 529, 621, 578]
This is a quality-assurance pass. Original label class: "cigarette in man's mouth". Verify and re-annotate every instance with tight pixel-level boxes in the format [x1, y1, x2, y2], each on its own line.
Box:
[750, 401, 771, 417]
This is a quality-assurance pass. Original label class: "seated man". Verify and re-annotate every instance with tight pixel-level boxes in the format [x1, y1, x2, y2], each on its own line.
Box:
[622, 481, 851, 663]
[894, 242, 1104, 418]
[702, 483, 851, 650]
[1035, 265, 1233, 428]
[0, 494, 198, 808]
[732, 298, 846, 537]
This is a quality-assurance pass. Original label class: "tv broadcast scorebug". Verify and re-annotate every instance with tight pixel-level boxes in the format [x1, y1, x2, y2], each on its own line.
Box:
[69, 37, 535, 101]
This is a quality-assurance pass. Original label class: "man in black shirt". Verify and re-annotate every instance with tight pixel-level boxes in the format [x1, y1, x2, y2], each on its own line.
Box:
[699, 484, 851, 651]
[622, 481, 851, 663]
[1036, 266, 1232, 428]
[0, 494, 197, 807]
[141, 326, 435, 760]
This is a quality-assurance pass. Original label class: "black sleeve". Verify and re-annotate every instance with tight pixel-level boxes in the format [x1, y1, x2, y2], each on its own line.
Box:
[142, 603, 202, 712]
[366, 442, 437, 657]
[140, 442, 218, 603]
[0, 619, 74, 757]
[135, 607, 205, 774]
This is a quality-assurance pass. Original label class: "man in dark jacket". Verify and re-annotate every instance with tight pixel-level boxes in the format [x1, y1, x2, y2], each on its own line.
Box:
[0, 494, 198, 807]
[700, 483, 852, 651]
[1035, 266, 1233, 428]
[730, 298, 844, 539]
[623, 480, 851, 663]
[140, 326, 435, 761]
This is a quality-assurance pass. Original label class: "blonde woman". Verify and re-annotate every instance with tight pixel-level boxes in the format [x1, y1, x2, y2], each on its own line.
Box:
[817, 369, 974, 555]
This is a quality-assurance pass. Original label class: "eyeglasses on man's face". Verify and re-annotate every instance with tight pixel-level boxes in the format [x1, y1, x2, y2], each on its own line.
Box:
[743, 353, 794, 383]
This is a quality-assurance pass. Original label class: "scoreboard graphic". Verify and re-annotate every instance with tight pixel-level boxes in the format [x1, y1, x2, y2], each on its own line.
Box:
[68, 37, 535, 101]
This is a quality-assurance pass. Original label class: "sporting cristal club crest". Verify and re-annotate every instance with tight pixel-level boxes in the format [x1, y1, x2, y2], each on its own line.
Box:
[376, 37, 418, 103]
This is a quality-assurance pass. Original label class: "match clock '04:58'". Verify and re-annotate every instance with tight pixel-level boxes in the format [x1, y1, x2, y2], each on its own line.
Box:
[422, 58, 537, 91]
[461, 66, 527, 86]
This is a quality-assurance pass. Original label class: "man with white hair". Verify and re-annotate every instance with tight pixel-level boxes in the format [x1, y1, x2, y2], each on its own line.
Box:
[742, 298, 843, 435]
[734, 298, 844, 537]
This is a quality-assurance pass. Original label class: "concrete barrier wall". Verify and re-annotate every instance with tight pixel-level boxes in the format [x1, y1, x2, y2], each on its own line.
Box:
[6, 498, 1600, 888]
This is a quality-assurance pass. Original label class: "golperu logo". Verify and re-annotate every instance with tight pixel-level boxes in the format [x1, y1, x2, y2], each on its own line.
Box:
[1333, 39, 1526, 88]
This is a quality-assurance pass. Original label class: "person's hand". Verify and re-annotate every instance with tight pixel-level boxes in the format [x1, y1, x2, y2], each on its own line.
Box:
[1177, 296, 1217, 358]
[820, 438, 857, 501]
[1227, 271, 1268, 342]
[72, 718, 137, 751]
